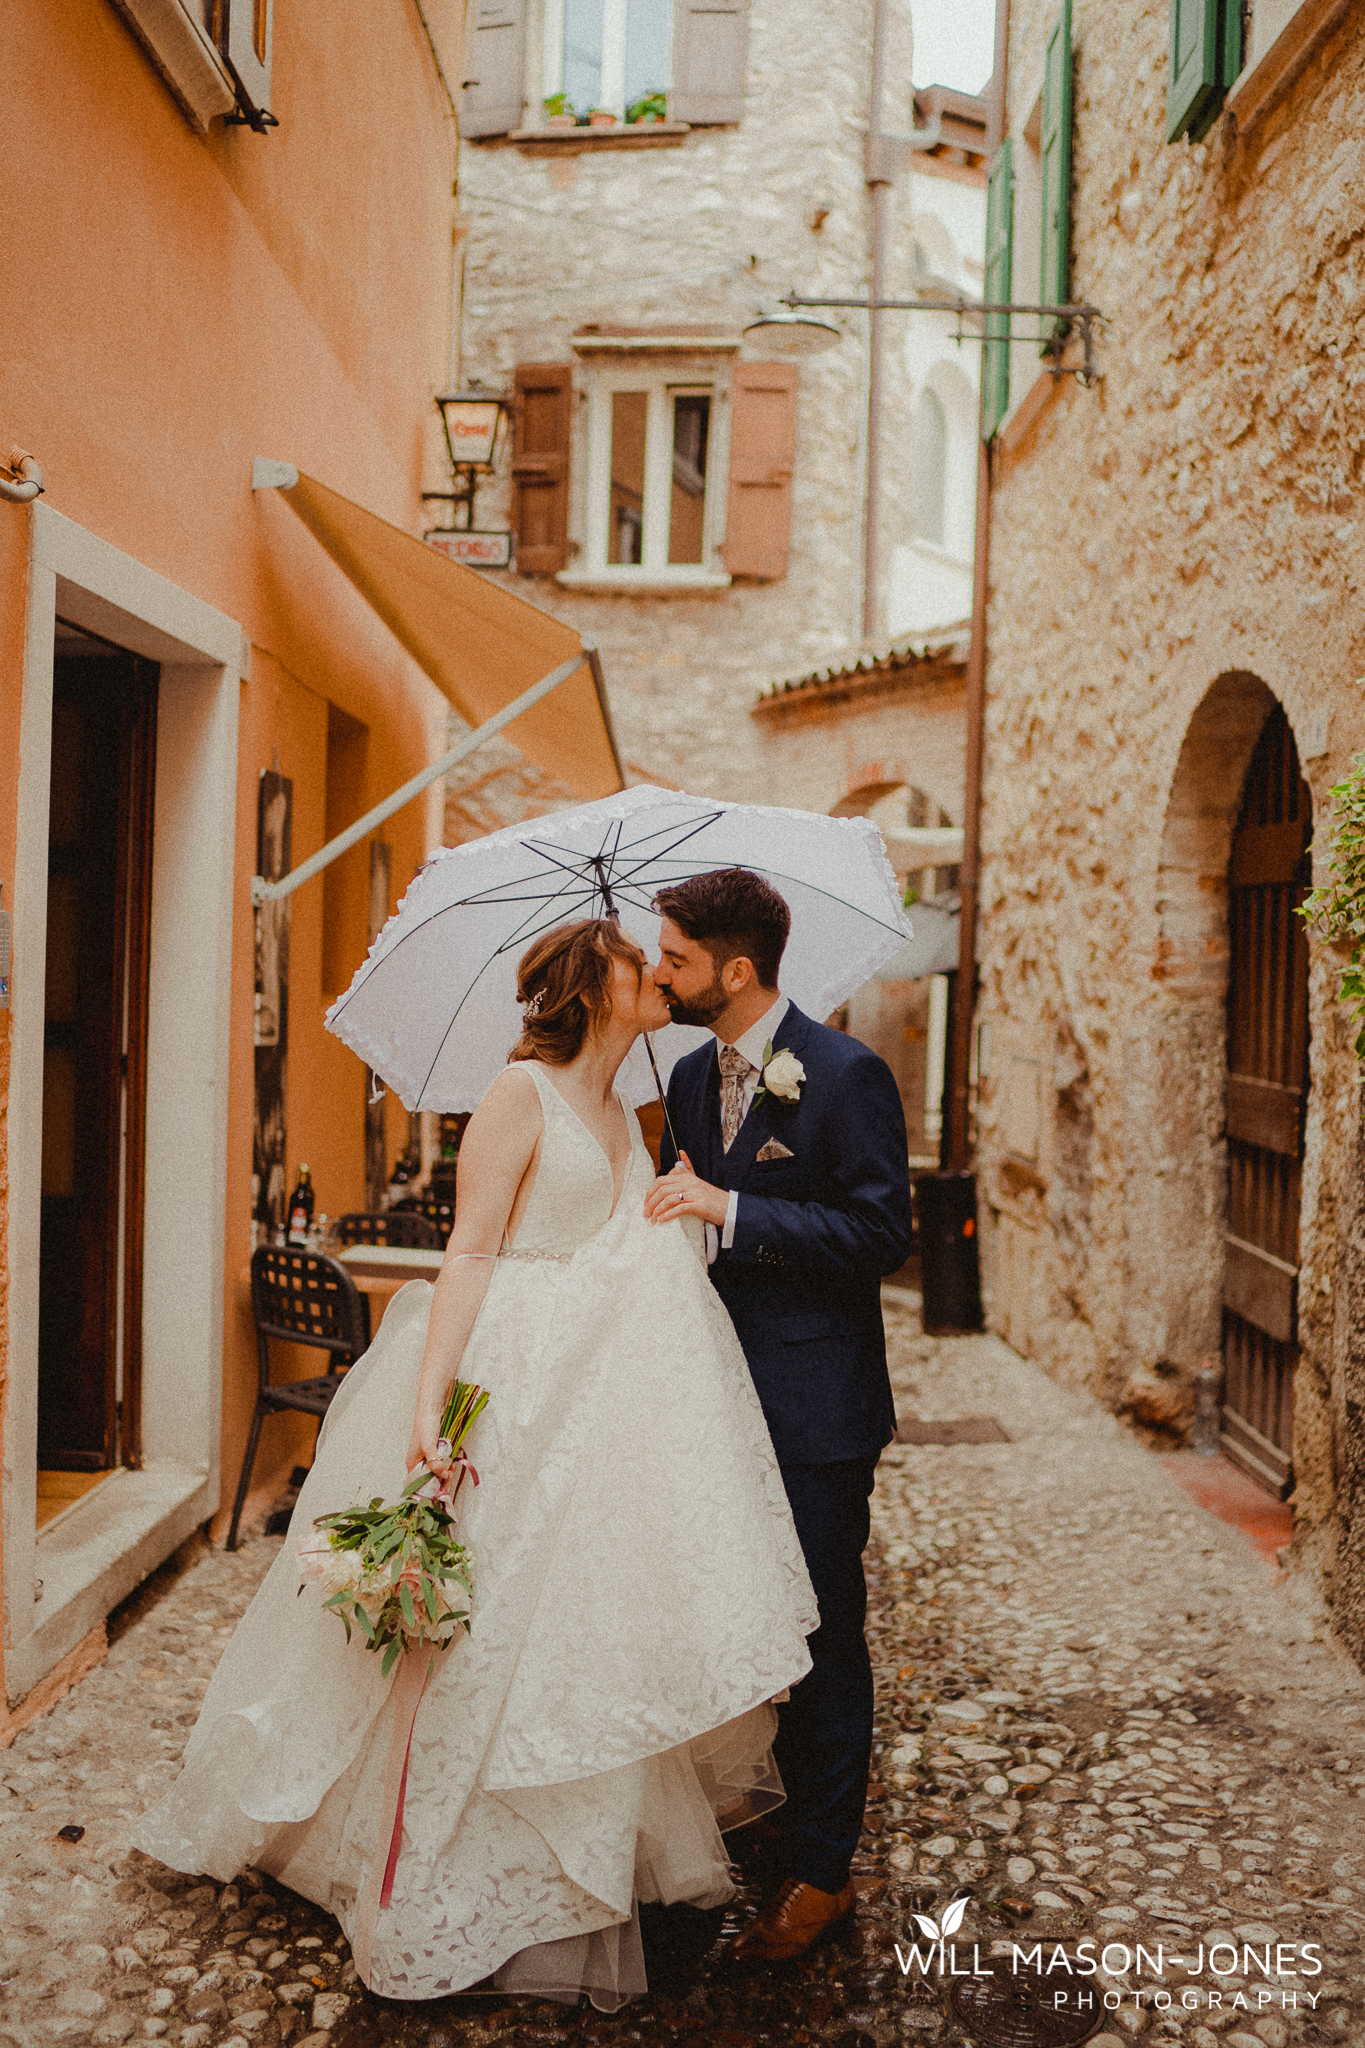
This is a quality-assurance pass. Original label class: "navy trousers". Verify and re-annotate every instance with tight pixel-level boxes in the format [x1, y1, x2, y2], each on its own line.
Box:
[771, 1457, 878, 1895]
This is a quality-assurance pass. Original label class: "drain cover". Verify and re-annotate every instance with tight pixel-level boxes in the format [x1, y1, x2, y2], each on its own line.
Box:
[897, 1415, 1012, 1445]
[949, 1956, 1101, 2047]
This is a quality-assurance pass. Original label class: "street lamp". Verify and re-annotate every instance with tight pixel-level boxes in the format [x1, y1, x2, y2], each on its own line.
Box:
[740, 309, 843, 359]
[424, 391, 513, 567]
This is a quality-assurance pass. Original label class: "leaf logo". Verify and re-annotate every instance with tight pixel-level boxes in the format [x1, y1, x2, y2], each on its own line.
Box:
[911, 1893, 972, 1944]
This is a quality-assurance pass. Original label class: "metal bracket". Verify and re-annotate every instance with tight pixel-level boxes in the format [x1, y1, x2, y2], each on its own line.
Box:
[783, 291, 1105, 388]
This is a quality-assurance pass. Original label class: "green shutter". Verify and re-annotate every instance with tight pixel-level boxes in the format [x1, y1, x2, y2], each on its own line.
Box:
[982, 140, 1014, 441]
[1167, 0, 1220, 142]
[1039, 0, 1073, 355]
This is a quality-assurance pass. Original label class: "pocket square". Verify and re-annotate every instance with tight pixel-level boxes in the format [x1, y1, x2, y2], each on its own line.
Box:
[756, 1137, 794, 1162]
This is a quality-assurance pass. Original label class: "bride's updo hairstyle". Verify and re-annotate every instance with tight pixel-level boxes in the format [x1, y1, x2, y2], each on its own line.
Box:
[509, 918, 644, 1066]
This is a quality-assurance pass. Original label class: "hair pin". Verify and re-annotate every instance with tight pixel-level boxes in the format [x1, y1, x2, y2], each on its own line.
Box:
[523, 988, 545, 1018]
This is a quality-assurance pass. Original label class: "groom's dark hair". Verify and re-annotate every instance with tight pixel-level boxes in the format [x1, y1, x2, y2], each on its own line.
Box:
[653, 869, 790, 989]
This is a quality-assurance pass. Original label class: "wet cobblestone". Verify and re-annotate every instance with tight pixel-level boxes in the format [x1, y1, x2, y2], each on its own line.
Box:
[2, 1291, 1364, 2047]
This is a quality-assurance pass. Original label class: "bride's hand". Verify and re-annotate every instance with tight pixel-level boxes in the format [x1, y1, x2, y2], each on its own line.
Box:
[644, 1152, 729, 1227]
[406, 1403, 452, 1477]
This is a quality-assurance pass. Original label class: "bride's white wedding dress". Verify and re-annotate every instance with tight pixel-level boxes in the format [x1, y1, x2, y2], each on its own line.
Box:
[133, 1063, 818, 2007]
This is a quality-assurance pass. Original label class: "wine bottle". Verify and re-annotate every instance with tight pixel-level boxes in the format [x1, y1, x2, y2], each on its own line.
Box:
[288, 1165, 315, 1247]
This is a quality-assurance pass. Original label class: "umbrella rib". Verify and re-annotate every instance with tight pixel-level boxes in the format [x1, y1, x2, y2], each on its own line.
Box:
[410, 885, 601, 1105]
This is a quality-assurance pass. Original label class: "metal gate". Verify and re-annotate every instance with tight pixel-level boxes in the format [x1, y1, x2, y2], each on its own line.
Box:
[1221, 704, 1311, 1497]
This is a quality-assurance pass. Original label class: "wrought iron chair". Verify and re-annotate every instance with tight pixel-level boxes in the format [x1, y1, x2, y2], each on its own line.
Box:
[391, 1195, 456, 1244]
[333, 1210, 444, 1250]
[227, 1245, 372, 1551]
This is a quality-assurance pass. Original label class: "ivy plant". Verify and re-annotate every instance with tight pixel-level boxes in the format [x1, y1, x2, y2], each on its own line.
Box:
[1298, 750, 1365, 1057]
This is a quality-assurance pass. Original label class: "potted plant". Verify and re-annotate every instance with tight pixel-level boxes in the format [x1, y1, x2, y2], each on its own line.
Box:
[587, 106, 618, 128]
[625, 91, 667, 124]
[542, 92, 577, 129]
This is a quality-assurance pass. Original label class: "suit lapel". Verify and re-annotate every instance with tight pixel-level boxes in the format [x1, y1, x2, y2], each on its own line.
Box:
[722, 1005, 809, 1189]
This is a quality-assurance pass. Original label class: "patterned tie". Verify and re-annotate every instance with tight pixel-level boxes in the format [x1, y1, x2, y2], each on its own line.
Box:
[718, 1043, 756, 1153]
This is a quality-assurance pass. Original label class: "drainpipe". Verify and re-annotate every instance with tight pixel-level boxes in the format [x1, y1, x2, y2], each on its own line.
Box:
[863, 4, 944, 642]
[0, 447, 44, 505]
[862, 0, 893, 642]
[944, 436, 991, 1169]
[943, 0, 1009, 1171]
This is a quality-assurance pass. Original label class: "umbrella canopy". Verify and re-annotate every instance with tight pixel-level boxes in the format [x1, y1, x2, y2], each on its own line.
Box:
[326, 785, 913, 1111]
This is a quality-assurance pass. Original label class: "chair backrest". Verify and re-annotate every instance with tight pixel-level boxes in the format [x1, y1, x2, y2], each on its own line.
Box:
[334, 1210, 443, 1251]
[250, 1245, 371, 1364]
[390, 1196, 456, 1244]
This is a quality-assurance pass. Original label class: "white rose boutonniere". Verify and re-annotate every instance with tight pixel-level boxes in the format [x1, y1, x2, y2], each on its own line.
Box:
[754, 1041, 806, 1107]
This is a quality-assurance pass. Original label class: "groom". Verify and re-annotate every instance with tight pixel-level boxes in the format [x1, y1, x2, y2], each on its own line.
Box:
[645, 868, 912, 1962]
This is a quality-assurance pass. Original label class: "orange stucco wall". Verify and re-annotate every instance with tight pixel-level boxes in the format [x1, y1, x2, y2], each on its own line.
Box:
[0, 0, 462, 1695]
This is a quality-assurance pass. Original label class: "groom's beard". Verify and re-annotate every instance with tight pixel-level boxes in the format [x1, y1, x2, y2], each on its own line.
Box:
[663, 975, 727, 1029]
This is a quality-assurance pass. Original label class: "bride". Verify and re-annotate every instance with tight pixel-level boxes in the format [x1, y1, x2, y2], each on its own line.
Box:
[132, 917, 818, 2009]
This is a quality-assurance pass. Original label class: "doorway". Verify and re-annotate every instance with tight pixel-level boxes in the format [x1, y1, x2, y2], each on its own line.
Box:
[38, 625, 157, 1506]
[1221, 704, 1310, 1498]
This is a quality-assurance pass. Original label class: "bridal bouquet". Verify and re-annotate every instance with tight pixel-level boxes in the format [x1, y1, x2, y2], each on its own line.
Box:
[298, 1379, 489, 1677]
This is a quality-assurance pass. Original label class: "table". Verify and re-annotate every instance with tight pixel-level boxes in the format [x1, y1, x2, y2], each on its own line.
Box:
[335, 1244, 446, 1285]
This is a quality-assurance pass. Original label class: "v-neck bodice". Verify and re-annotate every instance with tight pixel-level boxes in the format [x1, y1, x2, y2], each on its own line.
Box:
[506, 1062, 644, 1255]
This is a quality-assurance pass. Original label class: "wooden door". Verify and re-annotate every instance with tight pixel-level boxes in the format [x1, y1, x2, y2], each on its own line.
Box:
[38, 647, 157, 1470]
[1221, 705, 1310, 1497]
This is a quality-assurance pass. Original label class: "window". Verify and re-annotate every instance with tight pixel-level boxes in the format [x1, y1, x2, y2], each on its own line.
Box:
[551, 0, 672, 118]
[1166, 0, 1241, 142]
[583, 374, 723, 582]
[913, 390, 948, 547]
[982, 141, 1013, 440]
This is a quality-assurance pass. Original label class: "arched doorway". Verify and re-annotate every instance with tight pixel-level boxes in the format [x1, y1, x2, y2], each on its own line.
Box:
[1221, 705, 1312, 1497]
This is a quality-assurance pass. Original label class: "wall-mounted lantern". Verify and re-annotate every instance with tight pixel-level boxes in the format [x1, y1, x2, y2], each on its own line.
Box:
[424, 392, 513, 567]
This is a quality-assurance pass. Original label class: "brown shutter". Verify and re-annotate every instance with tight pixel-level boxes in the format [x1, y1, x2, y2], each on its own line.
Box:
[512, 364, 573, 575]
[669, 0, 750, 123]
[723, 361, 797, 580]
[459, 0, 526, 139]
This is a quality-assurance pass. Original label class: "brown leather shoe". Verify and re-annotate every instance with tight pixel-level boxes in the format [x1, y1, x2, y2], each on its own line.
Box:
[730, 1875, 856, 1962]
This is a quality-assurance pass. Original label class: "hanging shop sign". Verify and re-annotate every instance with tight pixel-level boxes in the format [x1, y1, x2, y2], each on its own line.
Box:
[424, 530, 513, 569]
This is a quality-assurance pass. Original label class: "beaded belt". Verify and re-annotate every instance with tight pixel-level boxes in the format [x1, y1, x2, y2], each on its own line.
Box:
[499, 1247, 573, 1264]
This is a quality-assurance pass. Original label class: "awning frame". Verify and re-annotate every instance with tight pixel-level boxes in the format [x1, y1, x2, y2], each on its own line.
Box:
[250, 646, 598, 905]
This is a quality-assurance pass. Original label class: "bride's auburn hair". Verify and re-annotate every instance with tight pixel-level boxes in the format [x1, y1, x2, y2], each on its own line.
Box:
[509, 918, 644, 1066]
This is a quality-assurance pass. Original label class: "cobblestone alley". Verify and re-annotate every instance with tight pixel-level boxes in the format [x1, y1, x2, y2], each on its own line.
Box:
[3, 1290, 1364, 2048]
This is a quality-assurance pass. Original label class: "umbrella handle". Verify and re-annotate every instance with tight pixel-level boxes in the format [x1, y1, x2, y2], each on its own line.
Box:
[643, 1035, 682, 1167]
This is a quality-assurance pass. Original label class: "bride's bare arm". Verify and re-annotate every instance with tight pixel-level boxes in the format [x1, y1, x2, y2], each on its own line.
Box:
[405, 1070, 543, 1475]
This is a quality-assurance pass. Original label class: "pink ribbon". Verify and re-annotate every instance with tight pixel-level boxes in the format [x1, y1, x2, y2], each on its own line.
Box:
[352, 1648, 431, 1986]
[351, 1461, 473, 1986]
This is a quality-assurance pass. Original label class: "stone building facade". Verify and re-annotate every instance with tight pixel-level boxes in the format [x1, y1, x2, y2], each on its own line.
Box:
[445, 0, 987, 814]
[975, 0, 1365, 1655]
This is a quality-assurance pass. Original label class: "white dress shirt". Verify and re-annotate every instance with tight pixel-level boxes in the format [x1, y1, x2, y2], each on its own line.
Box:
[706, 994, 789, 1264]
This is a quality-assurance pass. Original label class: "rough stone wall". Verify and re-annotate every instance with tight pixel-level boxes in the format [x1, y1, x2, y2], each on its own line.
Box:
[452, 0, 964, 805]
[977, 0, 1365, 1641]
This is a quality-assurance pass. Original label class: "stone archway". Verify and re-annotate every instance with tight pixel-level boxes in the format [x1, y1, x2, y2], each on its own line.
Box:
[1133, 671, 1280, 1393]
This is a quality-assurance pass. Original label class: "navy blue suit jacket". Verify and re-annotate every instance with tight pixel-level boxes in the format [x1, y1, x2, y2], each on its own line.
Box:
[660, 1004, 911, 1466]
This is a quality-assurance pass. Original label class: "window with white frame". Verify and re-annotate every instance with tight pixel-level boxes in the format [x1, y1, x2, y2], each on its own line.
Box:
[569, 369, 727, 584]
[546, 0, 672, 119]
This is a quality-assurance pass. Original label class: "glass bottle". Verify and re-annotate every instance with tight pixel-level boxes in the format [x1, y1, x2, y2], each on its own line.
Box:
[287, 1165, 315, 1247]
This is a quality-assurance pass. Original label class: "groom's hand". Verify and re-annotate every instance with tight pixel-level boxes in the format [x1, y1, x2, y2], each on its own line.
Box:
[644, 1152, 729, 1228]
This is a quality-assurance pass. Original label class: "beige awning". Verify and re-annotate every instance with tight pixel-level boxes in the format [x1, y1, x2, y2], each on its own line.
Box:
[276, 470, 624, 799]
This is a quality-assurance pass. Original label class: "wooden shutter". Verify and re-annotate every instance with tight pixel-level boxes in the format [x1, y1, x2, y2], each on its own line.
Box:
[225, 0, 273, 118]
[1166, 0, 1220, 141]
[982, 141, 1013, 442]
[512, 364, 573, 575]
[669, 0, 750, 124]
[723, 361, 797, 580]
[1039, 0, 1072, 354]
[460, 0, 526, 139]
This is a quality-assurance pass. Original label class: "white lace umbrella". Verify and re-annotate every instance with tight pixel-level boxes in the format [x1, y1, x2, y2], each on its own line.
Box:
[325, 784, 913, 1111]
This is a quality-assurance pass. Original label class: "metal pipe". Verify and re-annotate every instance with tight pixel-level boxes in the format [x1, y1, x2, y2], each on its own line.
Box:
[942, 0, 1009, 1171]
[862, 0, 893, 642]
[943, 436, 992, 1170]
[251, 649, 591, 905]
[0, 447, 44, 505]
